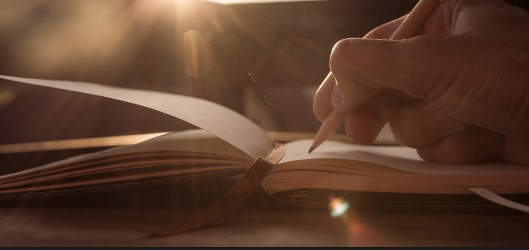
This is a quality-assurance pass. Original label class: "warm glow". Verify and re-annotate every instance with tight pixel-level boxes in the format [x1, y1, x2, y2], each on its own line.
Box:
[181, 30, 213, 78]
[329, 196, 350, 218]
[0, 89, 14, 106]
[327, 196, 390, 245]
[206, 0, 322, 5]
[174, 0, 199, 10]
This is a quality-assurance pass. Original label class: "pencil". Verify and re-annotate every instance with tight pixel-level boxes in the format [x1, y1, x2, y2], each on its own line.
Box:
[308, 0, 440, 153]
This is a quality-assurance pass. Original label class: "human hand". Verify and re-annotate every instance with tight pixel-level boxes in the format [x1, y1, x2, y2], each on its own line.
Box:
[313, 0, 529, 166]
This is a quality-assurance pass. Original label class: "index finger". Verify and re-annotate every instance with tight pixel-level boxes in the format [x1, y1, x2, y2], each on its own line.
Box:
[327, 17, 406, 113]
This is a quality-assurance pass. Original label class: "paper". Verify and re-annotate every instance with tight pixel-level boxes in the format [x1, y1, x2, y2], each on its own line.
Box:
[468, 187, 529, 213]
[281, 140, 529, 174]
[0, 75, 273, 160]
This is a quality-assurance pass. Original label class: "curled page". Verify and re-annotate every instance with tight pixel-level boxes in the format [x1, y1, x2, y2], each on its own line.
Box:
[0, 75, 273, 160]
[468, 187, 529, 213]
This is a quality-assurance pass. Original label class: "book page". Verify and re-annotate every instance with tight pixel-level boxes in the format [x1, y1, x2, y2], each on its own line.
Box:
[260, 140, 529, 195]
[0, 129, 254, 180]
[102, 129, 255, 161]
[0, 75, 273, 160]
[0, 129, 257, 195]
[280, 140, 529, 174]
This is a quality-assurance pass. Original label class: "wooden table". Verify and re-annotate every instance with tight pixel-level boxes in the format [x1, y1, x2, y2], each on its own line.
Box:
[1, 181, 529, 247]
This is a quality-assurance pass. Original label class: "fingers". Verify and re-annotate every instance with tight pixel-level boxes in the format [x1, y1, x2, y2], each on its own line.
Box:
[388, 103, 503, 164]
[314, 0, 528, 166]
[347, 94, 504, 164]
[329, 37, 447, 102]
[416, 126, 504, 164]
[389, 103, 467, 148]
[328, 7, 529, 141]
[362, 1, 453, 39]
[316, 3, 449, 123]
[343, 88, 413, 145]
[330, 20, 410, 111]
[312, 71, 389, 144]
[328, 39, 380, 112]
[344, 95, 467, 147]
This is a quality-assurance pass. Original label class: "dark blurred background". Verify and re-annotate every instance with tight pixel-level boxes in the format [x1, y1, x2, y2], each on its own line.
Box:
[0, 0, 528, 144]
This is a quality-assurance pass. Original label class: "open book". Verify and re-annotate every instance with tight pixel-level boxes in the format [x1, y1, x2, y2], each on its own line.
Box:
[1, 75, 529, 216]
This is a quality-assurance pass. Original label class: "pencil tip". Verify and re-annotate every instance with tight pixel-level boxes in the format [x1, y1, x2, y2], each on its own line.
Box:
[308, 146, 315, 154]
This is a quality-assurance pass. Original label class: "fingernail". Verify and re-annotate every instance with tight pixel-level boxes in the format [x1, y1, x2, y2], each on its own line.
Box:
[331, 85, 344, 109]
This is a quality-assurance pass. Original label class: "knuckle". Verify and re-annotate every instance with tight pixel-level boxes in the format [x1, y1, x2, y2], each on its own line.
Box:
[417, 131, 499, 164]
[329, 38, 359, 73]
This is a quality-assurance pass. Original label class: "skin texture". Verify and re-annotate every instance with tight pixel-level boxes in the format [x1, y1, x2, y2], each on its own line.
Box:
[313, 0, 529, 166]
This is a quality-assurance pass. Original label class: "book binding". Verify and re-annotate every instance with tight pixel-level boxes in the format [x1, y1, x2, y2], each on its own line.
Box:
[149, 143, 286, 237]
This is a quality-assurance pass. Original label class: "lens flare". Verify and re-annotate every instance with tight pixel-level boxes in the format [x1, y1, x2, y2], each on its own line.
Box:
[181, 30, 213, 78]
[0, 89, 14, 106]
[329, 196, 350, 218]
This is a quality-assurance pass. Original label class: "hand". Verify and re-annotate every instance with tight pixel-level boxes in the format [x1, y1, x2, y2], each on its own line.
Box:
[313, 0, 529, 166]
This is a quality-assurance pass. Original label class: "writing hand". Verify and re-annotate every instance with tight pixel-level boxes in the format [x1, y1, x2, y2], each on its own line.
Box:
[313, 0, 529, 165]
